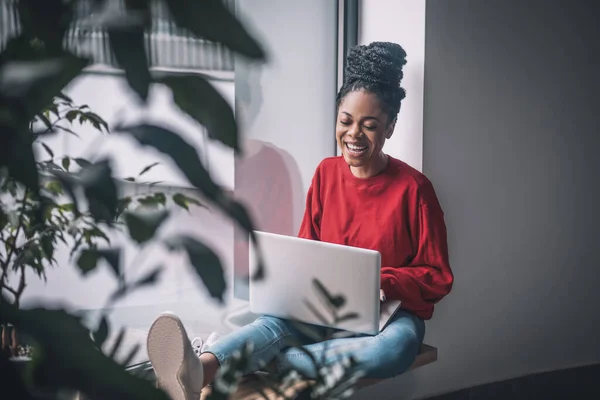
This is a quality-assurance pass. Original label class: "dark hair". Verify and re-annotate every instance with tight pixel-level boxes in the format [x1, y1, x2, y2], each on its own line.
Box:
[336, 41, 407, 124]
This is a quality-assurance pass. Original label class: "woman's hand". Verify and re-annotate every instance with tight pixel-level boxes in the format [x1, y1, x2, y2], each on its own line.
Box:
[380, 289, 386, 302]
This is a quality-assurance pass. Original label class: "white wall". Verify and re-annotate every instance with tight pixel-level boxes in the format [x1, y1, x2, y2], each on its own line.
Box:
[231, 0, 338, 299]
[358, 0, 426, 171]
[356, 1, 600, 399]
[234, 0, 338, 197]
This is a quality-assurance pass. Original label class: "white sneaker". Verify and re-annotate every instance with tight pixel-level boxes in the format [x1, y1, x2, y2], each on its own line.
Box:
[191, 332, 223, 357]
[147, 312, 204, 400]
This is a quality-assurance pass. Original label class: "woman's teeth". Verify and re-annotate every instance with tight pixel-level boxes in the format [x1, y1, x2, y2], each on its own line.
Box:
[346, 142, 367, 155]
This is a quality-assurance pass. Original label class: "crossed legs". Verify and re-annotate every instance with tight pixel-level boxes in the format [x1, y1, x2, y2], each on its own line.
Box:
[147, 310, 424, 399]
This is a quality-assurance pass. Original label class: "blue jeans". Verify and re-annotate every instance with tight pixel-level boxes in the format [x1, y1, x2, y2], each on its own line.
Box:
[205, 310, 425, 379]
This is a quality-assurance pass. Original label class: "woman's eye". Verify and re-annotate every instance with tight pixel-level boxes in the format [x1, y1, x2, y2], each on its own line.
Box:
[340, 120, 351, 126]
[365, 125, 377, 130]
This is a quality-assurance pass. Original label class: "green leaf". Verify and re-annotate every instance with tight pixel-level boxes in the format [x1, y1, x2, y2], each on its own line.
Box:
[46, 102, 59, 118]
[99, 248, 121, 278]
[138, 162, 160, 176]
[79, 160, 119, 222]
[89, 226, 111, 245]
[165, 0, 265, 60]
[165, 235, 226, 303]
[117, 124, 220, 198]
[59, 203, 75, 212]
[160, 75, 239, 152]
[74, 157, 91, 168]
[45, 180, 63, 195]
[133, 265, 162, 289]
[137, 193, 166, 209]
[17, 0, 75, 53]
[107, 328, 127, 361]
[172, 193, 189, 210]
[117, 123, 264, 276]
[36, 112, 53, 130]
[50, 170, 80, 215]
[61, 156, 70, 171]
[0, 209, 8, 231]
[77, 249, 100, 275]
[94, 316, 110, 348]
[0, 50, 89, 119]
[84, 111, 109, 132]
[1, 128, 40, 197]
[40, 142, 54, 158]
[56, 92, 73, 103]
[0, 302, 169, 400]
[172, 192, 204, 211]
[76, 248, 121, 278]
[107, 27, 151, 102]
[66, 109, 79, 123]
[56, 125, 80, 137]
[116, 196, 132, 217]
[108, 265, 163, 305]
[124, 209, 169, 244]
[40, 232, 55, 261]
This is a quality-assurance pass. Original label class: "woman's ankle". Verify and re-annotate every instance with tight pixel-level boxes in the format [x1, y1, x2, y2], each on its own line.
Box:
[199, 352, 221, 387]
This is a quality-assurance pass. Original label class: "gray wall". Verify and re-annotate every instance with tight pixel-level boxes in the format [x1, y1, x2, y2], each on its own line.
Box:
[357, 0, 600, 398]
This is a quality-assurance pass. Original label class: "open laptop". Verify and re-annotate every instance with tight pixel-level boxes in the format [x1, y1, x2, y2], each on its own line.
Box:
[248, 231, 402, 336]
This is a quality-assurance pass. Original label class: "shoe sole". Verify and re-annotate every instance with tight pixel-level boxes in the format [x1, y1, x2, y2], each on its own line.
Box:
[147, 313, 194, 400]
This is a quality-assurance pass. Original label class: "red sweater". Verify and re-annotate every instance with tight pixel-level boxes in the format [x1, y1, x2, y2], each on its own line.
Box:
[298, 156, 453, 320]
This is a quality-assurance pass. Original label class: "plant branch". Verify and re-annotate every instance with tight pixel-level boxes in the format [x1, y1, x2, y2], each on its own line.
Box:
[12, 226, 60, 267]
[1, 188, 29, 306]
[0, 266, 8, 296]
[50, 116, 66, 132]
[2, 284, 17, 297]
[4, 188, 30, 265]
[14, 265, 26, 308]
[1, 266, 28, 307]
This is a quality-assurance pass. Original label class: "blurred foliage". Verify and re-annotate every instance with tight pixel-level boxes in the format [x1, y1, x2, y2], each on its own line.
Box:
[0, 0, 361, 399]
[205, 278, 365, 400]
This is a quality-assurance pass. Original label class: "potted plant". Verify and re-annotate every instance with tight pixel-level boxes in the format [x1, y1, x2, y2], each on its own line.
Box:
[0, 94, 200, 362]
[0, 1, 364, 399]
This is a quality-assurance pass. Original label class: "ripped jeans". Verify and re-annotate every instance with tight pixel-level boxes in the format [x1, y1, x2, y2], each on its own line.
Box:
[204, 309, 425, 379]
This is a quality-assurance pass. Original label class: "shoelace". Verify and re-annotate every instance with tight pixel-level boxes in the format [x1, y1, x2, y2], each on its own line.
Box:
[191, 337, 205, 357]
[191, 332, 223, 357]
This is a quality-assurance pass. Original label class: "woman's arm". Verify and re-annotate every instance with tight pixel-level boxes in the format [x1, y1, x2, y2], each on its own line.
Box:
[380, 180, 454, 313]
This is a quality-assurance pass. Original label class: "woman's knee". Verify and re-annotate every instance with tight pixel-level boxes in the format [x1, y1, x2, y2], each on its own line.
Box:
[250, 315, 292, 339]
[368, 325, 422, 378]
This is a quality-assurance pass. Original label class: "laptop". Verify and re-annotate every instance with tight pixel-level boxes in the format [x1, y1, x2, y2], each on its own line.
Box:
[248, 231, 402, 335]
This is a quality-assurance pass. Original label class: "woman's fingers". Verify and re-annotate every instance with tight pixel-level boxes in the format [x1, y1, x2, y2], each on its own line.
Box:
[380, 289, 386, 302]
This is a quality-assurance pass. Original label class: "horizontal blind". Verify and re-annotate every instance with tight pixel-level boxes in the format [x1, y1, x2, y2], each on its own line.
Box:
[0, 0, 235, 72]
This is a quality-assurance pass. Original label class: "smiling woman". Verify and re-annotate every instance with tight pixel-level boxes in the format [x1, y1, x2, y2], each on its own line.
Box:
[335, 42, 407, 179]
[145, 40, 453, 399]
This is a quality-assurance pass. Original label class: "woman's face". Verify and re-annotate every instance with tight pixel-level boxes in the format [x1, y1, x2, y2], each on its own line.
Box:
[336, 90, 394, 177]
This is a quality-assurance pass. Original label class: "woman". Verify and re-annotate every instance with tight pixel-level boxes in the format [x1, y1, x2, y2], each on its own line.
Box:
[146, 42, 454, 399]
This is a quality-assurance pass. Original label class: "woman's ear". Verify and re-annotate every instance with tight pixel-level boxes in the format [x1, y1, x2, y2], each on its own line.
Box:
[386, 118, 397, 139]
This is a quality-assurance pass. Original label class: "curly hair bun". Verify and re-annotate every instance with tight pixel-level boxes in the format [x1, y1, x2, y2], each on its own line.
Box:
[345, 42, 407, 88]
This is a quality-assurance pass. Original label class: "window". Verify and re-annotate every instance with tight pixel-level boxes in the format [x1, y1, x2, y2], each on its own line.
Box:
[2, 1, 357, 334]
